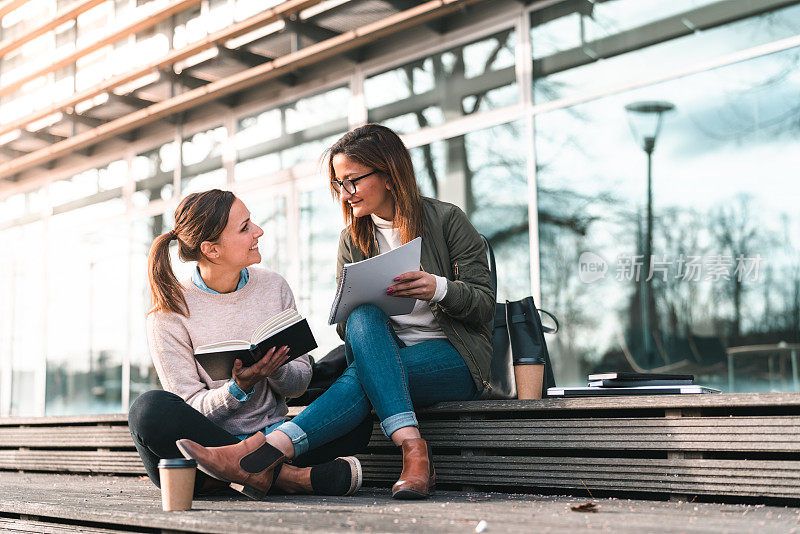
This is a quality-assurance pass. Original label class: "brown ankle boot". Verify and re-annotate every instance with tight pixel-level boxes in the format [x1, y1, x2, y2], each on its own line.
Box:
[392, 438, 435, 499]
[176, 433, 284, 500]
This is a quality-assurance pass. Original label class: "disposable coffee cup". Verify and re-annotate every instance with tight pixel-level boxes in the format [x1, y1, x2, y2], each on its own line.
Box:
[514, 359, 545, 400]
[158, 458, 196, 511]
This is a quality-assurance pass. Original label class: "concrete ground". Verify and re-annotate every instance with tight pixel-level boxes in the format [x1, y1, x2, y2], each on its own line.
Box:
[0, 472, 798, 533]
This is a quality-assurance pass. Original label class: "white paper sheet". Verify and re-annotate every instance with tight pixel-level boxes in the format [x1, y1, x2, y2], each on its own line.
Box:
[328, 237, 422, 325]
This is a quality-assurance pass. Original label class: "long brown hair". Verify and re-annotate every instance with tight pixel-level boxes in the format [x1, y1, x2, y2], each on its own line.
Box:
[325, 124, 423, 256]
[147, 189, 236, 316]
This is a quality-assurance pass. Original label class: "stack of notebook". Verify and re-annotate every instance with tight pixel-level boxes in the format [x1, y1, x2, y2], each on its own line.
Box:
[547, 372, 721, 397]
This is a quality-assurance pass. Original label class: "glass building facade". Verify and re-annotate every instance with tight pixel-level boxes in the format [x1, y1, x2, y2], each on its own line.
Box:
[1, 0, 799, 416]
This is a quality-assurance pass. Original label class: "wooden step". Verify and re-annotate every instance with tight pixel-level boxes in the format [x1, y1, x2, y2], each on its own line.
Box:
[358, 455, 800, 498]
[366, 416, 800, 452]
[0, 450, 145, 475]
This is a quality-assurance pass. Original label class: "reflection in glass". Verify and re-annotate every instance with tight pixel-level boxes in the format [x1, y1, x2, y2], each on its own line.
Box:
[531, 0, 800, 104]
[247, 192, 288, 276]
[132, 143, 177, 207]
[410, 122, 530, 302]
[535, 46, 800, 391]
[235, 87, 350, 182]
[181, 126, 227, 194]
[10, 222, 45, 416]
[365, 30, 517, 134]
[129, 215, 167, 406]
[45, 211, 126, 415]
[298, 188, 343, 357]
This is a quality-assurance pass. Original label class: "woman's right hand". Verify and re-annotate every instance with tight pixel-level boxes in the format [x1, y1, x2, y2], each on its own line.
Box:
[232, 345, 290, 393]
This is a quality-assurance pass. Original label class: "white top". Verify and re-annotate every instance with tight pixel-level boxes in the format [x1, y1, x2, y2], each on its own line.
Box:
[371, 213, 448, 346]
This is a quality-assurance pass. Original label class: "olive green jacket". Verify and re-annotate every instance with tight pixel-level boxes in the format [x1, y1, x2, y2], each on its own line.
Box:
[335, 196, 496, 397]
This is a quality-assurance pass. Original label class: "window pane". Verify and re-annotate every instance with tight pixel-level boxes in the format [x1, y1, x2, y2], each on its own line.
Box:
[409, 121, 530, 301]
[531, 0, 800, 104]
[365, 30, 517, 135]
[45, 210, 126, 414]
[235, 87, 349, 182]
[535, 45, 800, 392]
[298, 188, 343, 357]
[10, 222, 46, 416]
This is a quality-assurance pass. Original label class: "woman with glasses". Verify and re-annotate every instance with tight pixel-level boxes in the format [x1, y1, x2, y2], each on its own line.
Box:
[177, 124, 494, 501]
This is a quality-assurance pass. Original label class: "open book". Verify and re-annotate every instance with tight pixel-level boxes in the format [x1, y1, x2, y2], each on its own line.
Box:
[328, 237, 422, 325]
[194, 309, 317, 381]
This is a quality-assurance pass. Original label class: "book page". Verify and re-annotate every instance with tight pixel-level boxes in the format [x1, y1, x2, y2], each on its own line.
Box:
[329, 237, 422, 325]
[250, 309, 299, 344]
[195, 340, 250, 354]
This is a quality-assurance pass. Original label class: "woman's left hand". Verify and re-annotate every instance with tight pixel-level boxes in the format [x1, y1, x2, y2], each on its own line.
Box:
[387, 271, 437, 301]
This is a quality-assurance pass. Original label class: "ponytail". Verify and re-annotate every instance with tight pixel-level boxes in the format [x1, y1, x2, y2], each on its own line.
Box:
[147, 230, 188, 316]
[147, 189, 236, 317]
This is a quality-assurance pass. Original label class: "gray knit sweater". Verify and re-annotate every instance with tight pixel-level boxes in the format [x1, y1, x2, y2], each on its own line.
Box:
[146, 266, 312, 435]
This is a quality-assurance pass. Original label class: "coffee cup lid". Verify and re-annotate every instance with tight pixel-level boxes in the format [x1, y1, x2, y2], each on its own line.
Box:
[158, 458, 197, 469]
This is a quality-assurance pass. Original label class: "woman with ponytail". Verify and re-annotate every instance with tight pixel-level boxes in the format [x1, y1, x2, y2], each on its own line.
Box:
[128, 189, 371, 499]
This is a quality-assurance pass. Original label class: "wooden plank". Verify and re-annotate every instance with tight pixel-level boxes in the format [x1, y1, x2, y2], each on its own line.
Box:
[416, 393, 800, 413]
[359, 455, 800, 498]
[0, 414, 128, 426]
[0, 450, 145, 475]
[365, 416, 800, 452]
[0, 426, 134, 448]
[0, 517, 124, 534]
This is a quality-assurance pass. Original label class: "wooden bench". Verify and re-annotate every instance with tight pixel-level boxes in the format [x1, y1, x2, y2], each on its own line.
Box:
[2, 393, 800, 502]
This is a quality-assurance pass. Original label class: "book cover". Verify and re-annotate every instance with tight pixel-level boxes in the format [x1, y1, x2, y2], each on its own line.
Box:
[194, 313, 317, 381]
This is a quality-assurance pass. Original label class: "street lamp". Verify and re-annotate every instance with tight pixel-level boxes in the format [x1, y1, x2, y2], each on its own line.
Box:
[624, 100, 675, 358]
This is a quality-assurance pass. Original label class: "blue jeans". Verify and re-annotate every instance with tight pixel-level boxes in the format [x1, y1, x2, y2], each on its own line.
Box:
[276, 304, 477, 456]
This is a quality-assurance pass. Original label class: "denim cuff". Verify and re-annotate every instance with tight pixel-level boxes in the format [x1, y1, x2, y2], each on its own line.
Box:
[380, 411, 418, 438]
[228, 378, 254, 402]
[275, 421, 309, 457]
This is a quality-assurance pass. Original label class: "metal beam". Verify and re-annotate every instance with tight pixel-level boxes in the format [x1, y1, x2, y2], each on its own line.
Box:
[63, 112, 137, 141]
[19, 129, 65, 145]
[284, 19, 359, 62]
[63, 112, 104, 128]
[0, 146, 27, 159]
[385, 0, 446, 33]
[164, 68, 240, 107]
[218, 46, 273, 68]
[107, 93, 177, 124]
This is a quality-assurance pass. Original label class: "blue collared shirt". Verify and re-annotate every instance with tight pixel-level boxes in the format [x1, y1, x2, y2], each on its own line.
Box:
[191, 265, 254, 401]
[191, 265, 249, 294]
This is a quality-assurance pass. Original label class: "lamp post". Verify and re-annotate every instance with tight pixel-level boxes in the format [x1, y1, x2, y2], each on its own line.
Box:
[624, 100, 675, 358]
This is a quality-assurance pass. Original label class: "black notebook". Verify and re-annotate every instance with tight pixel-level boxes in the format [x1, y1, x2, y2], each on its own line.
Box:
[194, 309, 317, 381]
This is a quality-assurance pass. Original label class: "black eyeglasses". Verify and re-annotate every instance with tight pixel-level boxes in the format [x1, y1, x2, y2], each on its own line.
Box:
[330, 170, 378, 195]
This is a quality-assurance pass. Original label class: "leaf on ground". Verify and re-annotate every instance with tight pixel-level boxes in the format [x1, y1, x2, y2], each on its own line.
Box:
[571, 502, 599, 513]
